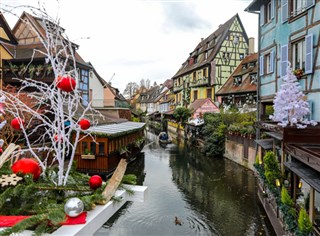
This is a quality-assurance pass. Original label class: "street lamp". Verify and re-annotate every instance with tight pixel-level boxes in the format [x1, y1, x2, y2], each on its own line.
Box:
[275, 179, 281, 218]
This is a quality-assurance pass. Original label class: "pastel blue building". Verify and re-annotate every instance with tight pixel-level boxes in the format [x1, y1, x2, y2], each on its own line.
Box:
[246, 1, 320, 235]
[246, 0, 320, 121]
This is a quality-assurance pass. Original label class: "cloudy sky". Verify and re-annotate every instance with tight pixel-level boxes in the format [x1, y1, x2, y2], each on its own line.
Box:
[2, 0, 258, 93]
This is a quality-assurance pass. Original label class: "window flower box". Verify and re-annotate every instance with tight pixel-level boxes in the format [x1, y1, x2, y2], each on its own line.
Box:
[293, 68, 304, 79]
[81, 154, 95, 159]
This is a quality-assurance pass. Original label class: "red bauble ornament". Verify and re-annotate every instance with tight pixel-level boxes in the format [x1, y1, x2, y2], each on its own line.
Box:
[11, 117, 24, 130]
[11, 158, 41, 180]
[79, 119, 90, 130]
[56, 75, 76, 92]
[54, 134, 63, 142]
[89, 175, 102, 190]
[0, 148, 2, 154]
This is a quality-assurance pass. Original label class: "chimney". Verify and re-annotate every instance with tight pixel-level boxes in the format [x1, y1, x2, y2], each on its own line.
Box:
[201, 38, 204, 41]
[248, 37, 255, 54]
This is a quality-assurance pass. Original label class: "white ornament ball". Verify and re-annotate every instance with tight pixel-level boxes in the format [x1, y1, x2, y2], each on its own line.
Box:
[64, 197, 84, 217]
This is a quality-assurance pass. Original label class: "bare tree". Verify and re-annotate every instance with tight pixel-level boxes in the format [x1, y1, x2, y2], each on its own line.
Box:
[123, 82, 139, 98]
[0, 5, 101, 186]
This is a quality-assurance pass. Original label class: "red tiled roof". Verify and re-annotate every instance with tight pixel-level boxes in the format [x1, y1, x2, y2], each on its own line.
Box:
[216, 53, 257, 95]
[188, 98, 219, 111]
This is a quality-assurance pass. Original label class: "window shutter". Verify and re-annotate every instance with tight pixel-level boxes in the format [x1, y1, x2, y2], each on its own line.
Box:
[305, 34, 313, 74]
[270, 51, 274, 73]
[271, 0, 275, 19]
[280, 44, 288, 77]
[281, 0, 288, 23]
[259, 55, 264, 76]
[306, 100, 313, 120]
[260, 4, 265, 26]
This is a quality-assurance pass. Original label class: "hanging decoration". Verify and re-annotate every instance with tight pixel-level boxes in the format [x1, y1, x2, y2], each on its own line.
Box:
[56, 75, 76, 92]
[11, 158, 41, 180]
[11, 117, 24, 130]
[79, 119, 91, 130]
[89, 175, 103, 190]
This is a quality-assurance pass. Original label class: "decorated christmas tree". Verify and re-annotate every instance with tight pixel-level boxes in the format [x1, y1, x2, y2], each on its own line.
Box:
[270, 64, 317, 129]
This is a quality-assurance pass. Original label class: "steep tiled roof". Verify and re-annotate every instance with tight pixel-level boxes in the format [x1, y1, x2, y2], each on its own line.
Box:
[216, 53, 257, 95]
[172, 14, 246, 79]
[0, 12, 18, 44]
[10, 12, 90, 68]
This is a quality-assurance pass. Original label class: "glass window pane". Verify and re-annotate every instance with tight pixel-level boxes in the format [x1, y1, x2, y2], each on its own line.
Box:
[99, 142, 105, 155]
[90, 142, 96, 154]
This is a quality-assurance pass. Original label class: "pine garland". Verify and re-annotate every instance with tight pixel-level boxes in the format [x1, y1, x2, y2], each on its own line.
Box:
[0, 168, 137, 234]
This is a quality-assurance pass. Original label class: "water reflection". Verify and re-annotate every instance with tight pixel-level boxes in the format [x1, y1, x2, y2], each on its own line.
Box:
[94, 131, 275, 236]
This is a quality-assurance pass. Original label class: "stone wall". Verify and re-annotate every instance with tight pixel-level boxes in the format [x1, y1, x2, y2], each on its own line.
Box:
[224, 137, 256, 171]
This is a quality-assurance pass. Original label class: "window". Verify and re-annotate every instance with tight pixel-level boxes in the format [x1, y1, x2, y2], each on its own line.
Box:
[193, 90, 198, 101]
[260, 50, 274, 76]
[193, 72, 196, 81]
[234, 76, 242, 86]
[79, 69, 89, 106]
[260, 0, 274, 26]
[265, 52, 274, 74]
[292, 39, 305, 70]
[292, 34, 313, 74]
[203, 68, 207, 77]
[239, 53, 244, 60]
[204, 51, 208, 60]
[194, 56, 198, 64]
[90, 142, 96, 155]
[206, 89, 212, 99]
[290, 0, 315, 17]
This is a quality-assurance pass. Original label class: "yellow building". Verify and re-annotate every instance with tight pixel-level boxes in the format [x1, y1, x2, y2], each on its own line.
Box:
[172, 14, 249, 107]
[0, 12, 18, 89]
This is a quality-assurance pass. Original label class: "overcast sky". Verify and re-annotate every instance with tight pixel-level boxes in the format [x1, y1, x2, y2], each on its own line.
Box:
[2, 0, 258, 93]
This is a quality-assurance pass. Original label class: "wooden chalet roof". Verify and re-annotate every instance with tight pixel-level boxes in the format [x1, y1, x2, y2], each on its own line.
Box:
[9, 11, 90, 68]
[188, 98, 218, 111]
[216, 53, 257, 95]
[0, 12, 18, 45]
[87, 121, 145, 137]
[172, 14, 248, 79]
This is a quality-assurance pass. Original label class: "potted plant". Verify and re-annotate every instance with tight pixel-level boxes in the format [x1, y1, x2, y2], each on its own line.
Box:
[46, 65, 53, 75]
[28, 64, 35, 78]
[81, 149, 95, 159]
[18, 64, 27, 76]
[293, 68, 304, 79]
[35, 64, 43, 76]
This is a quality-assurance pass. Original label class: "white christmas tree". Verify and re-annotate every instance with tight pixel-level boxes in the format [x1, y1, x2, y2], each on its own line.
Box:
[270, 64, 317, 129]
[0, 6, 102, 185]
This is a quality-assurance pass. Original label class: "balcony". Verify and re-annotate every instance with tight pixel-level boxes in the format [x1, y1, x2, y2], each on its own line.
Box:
[189, 77, 209, 88]
[91, 99, 130, 108]
[173, 84, 183, 93]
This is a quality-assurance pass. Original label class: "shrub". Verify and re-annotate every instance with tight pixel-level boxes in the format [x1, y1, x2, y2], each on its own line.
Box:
[281, 187, 294, 207]
[297, 208, 313, 236]
[263, 151, 281, 187]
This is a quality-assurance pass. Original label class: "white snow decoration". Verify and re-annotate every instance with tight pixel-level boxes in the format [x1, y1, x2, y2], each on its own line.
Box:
[270, 63, 317, 128]
[0, 5, 103, 186]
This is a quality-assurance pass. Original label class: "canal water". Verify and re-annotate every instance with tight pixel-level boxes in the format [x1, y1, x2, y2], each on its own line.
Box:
[94, 131, 275, 236]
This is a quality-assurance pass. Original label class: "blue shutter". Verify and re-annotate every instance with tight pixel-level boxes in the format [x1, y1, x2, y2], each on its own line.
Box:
[270, 51, 274, 73]
[305, 34, 313, 74]
[271, 0, 275, 19]
[281, 0, 288, 23]
[280, 44, 288, 77]
[259, 55, 264, 76]
[260, 4, 265, 26]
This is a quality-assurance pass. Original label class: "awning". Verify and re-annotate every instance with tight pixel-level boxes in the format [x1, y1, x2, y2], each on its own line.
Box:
[265, 132, 283, 141]
[255, 139, 273, 150]
[284, 161, 320, 193]
[87, 121, 145, 137]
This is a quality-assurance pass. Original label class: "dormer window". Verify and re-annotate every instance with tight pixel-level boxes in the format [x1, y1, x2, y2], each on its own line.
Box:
[233, 76, 242, 86]
[242, 64, 247, 70]
[250, 74, 257, 84]
[249, 62, 256, 68]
